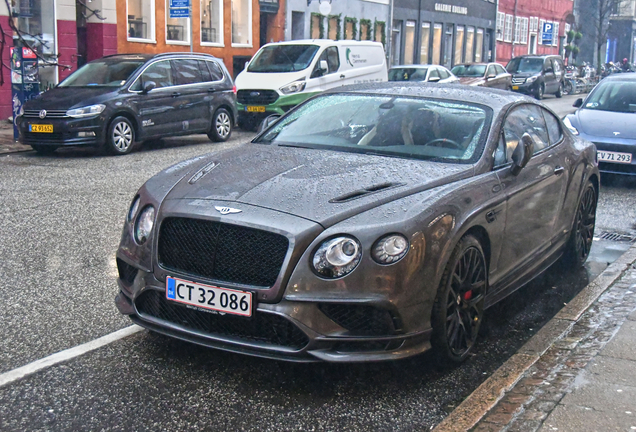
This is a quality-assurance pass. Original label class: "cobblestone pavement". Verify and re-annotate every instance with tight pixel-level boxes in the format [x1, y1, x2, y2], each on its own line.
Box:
[469, 256, 636, 431]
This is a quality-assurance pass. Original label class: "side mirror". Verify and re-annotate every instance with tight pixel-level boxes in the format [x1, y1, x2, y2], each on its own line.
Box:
[510, 133, 534, 176]
[487, 73, 497, 79]
[257, 114, 281, 133]
[573, 98, 583, 108]
[428, 76, 441, 82]
[320, 60, 328, 73]
[143, 81, 156, 93]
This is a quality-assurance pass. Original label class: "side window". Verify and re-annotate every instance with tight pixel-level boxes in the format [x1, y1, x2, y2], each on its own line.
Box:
[140, 61, 173, 89]
[198, 60, 211, 82]
[311, 47, 339, 77]
[502, 105, 550, 162]
[495, 64, 506, 75]
[206, 61, 224, 81]
[493, 133, 507, 167]
[487, 65, 496, 77]
[428, 68, 440, 80]
[172, 59, 203, 85]
[544, 58, 552, 72]
[542, 109, 563, 144]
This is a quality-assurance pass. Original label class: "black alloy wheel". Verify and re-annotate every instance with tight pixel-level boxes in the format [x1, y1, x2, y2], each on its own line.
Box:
[31, 144, 58, 155]
[564, 181, 597, 267]
[431, 235, 487, 363]
[208, 108, 232, 142]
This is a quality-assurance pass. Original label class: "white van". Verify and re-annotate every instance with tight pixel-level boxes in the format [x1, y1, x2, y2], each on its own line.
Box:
[235, 39, 387, 130]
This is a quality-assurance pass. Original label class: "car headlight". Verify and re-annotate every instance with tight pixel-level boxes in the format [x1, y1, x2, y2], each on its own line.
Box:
[66, 104, 106, 118]
[372, 234, 409, 265]
[127, 196, 140, 222]
[563, 117, 579, 135]
[134, 206, 155, 244]
[280, 79, 306, 95]
[312, 236, 362, 278]
[526, 76, 538, 84]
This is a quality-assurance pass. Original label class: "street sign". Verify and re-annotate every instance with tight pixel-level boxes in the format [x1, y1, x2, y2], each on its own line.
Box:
[169, 0, 189, 7]
[169, 7, 189, 17]
[542, 22, 553, 45]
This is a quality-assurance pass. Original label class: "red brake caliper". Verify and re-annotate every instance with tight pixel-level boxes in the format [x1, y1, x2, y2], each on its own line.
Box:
[463, 290, 473, 301]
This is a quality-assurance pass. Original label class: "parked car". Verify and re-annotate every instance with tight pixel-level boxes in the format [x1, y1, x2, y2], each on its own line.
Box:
[116, 83, 598, 363]
[451, 62, 512, 90]
[563, 73, 636, 175]
[506, 55, 565, 99]
[388, 64, 459, 84]
[18, 53, 238, 155]
[235, 40, 387, 131]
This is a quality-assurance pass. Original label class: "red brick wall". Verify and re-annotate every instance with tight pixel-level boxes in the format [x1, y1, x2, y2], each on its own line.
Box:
[57, 19, 78, 81]
[0, 15, 12, 120]
[86, 22, 118, 62]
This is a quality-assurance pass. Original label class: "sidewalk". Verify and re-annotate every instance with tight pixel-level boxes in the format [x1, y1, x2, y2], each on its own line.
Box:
[435, 245, 636, 432]
[0, 123, 31, 154]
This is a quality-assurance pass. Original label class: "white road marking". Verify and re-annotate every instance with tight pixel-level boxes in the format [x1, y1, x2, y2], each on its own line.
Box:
[0, 325, 143, 388]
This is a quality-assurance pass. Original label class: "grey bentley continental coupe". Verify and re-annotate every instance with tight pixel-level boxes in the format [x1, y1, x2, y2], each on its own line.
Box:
[115, 83, 599, 363]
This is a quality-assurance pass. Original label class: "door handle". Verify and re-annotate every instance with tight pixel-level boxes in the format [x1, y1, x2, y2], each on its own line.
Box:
[207, 88, 216, 92]
[340, 74, 345, 79]
[172, 92, 181, 98]
[554, 166, 565, 175]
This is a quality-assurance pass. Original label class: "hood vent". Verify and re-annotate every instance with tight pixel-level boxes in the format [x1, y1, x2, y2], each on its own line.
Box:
[329, 182, 404, 204]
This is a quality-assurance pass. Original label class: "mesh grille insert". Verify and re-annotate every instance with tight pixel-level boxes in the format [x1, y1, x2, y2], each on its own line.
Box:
[158, 217, 289, 287]
[319, 303, 397, 336]
[135, 290, 309, 349]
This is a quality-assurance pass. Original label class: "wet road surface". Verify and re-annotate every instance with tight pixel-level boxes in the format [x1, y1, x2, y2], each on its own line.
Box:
[2, 96, 636, 430]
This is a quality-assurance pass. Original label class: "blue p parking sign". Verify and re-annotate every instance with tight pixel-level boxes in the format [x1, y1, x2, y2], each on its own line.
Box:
[542, 22, 553, 45]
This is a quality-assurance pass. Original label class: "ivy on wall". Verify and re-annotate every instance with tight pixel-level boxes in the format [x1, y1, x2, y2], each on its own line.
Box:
[344, 17, 358, 40]
[359, 19, 372, 40]
[328, 14, 342, 40]
[310, 13, 325, 39]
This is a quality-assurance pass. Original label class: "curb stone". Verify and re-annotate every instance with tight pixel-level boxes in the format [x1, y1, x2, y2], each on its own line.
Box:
[433, 243, 636, 432]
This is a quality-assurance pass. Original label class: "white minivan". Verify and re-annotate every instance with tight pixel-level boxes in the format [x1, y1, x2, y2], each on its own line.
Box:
[235, 39, 387, 130]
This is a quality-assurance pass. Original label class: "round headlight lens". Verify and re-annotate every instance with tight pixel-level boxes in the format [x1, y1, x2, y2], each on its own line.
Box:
[127, 196, 140, 222]
[134, 206, 155, 244]
[372, 234, 409, 265]
[312, 236, 362, 278]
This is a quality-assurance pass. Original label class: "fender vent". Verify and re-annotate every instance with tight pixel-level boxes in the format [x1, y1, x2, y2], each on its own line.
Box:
[329, 182, 404, 203]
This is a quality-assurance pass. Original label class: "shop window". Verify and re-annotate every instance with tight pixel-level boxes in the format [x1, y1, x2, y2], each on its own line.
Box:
[166, 0, 189, 43]
[391, 21, 402, 65]
[374, 21, 386, 45]
[311, 14, 322, 39]
[127, 0, 155, 41]
[232, 0, 251, 45]
[454, 25, 464, 65]
[475, 29, 484, 62]
[465, 27, 474, 63]
[420, 22, 430, 64]
[432, 23, 442, 65]
[328, 16, 339, 40]
[344, 18, 355, 40]
[360, 20, 370, 40]
[201, 0, 223, 44]
[404, 20, 416, 64]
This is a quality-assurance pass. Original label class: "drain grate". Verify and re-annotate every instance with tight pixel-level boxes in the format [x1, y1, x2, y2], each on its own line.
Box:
[596, 231, 636, 242]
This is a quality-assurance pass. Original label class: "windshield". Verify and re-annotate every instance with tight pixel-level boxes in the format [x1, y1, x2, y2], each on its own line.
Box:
[58, 60, 144, 87]
[583, 80, 636, 113]
[506, 58, 543, 74]
[389, 68, 428, 81]
[451, 64, 486, 77]
[247, 45, 320, 73]
[255, 94, 490, 163]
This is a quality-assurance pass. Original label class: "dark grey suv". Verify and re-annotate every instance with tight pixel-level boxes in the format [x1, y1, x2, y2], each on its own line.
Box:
[507, 55, 565, 100]
[18, 53, 238, 155]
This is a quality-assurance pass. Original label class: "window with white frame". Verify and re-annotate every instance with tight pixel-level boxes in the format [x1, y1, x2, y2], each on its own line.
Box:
[201, 0, 223, 45]
[232, 0, 251, 45]
[504, 14, 513, 43]
[564, 23, 571, 33]
[552, 22, 559, 46]
[530, 17, 538, 32]
[514, 17, 521, 43]
[496, 12, 505, 41]
[127, 0, 154, 41]
[166, 0, 189, 43]
[520, 17, 528, 44]
[539, 19, 545, 41]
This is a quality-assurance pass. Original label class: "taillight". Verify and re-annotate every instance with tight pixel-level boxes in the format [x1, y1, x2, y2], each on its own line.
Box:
[232, 85, 237, 94]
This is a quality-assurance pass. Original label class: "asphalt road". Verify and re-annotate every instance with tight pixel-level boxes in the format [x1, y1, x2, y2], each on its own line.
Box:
[1, 95, 636, 431]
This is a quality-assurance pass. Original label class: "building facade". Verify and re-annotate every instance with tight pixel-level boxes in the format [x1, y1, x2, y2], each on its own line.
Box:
[392, 0, 497, 68]
[117, 0, 285, 77]
[606, 0, 636, 64]
[496, 0, 574, 64]
[0, 0, 117, 120]
[285, 0, 389, 45]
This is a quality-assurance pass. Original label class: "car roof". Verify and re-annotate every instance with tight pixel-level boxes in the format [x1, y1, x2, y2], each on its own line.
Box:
[260, 39, 383, 48]
[332, 82, 534, 111]
[454, 63, 490, 66]
[390, 64, 444, 69]
[99, 52, 219, 62]
[602, 72, 636, 81]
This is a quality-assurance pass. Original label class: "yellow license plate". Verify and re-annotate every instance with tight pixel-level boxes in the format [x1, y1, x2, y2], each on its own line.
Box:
[512, 85, 519, 90]
[29, 124, 53, 133]
[246, 106, 266, 113]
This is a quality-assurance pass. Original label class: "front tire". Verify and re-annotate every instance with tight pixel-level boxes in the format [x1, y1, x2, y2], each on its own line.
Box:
[431, 234, 487, 364]
[556, 82, 563, 98]
[562, 181, 597, 268]
[208, 108, 232, 142]
[106, 116, 135, 155]
[535, 83, 545, 100]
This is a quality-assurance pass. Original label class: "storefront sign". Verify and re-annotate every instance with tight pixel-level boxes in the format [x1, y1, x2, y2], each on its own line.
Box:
[434, 3, 468, 15]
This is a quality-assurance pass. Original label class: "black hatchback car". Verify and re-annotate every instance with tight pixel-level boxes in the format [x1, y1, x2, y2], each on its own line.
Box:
[18, 53, 238, 155]
[507, 55, 565, 100]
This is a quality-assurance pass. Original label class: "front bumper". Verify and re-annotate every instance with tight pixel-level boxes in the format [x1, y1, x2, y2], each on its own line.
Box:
[586, 138, 636, 175]
[18, 115, 106, 147]
[511, 79, 539, 95]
